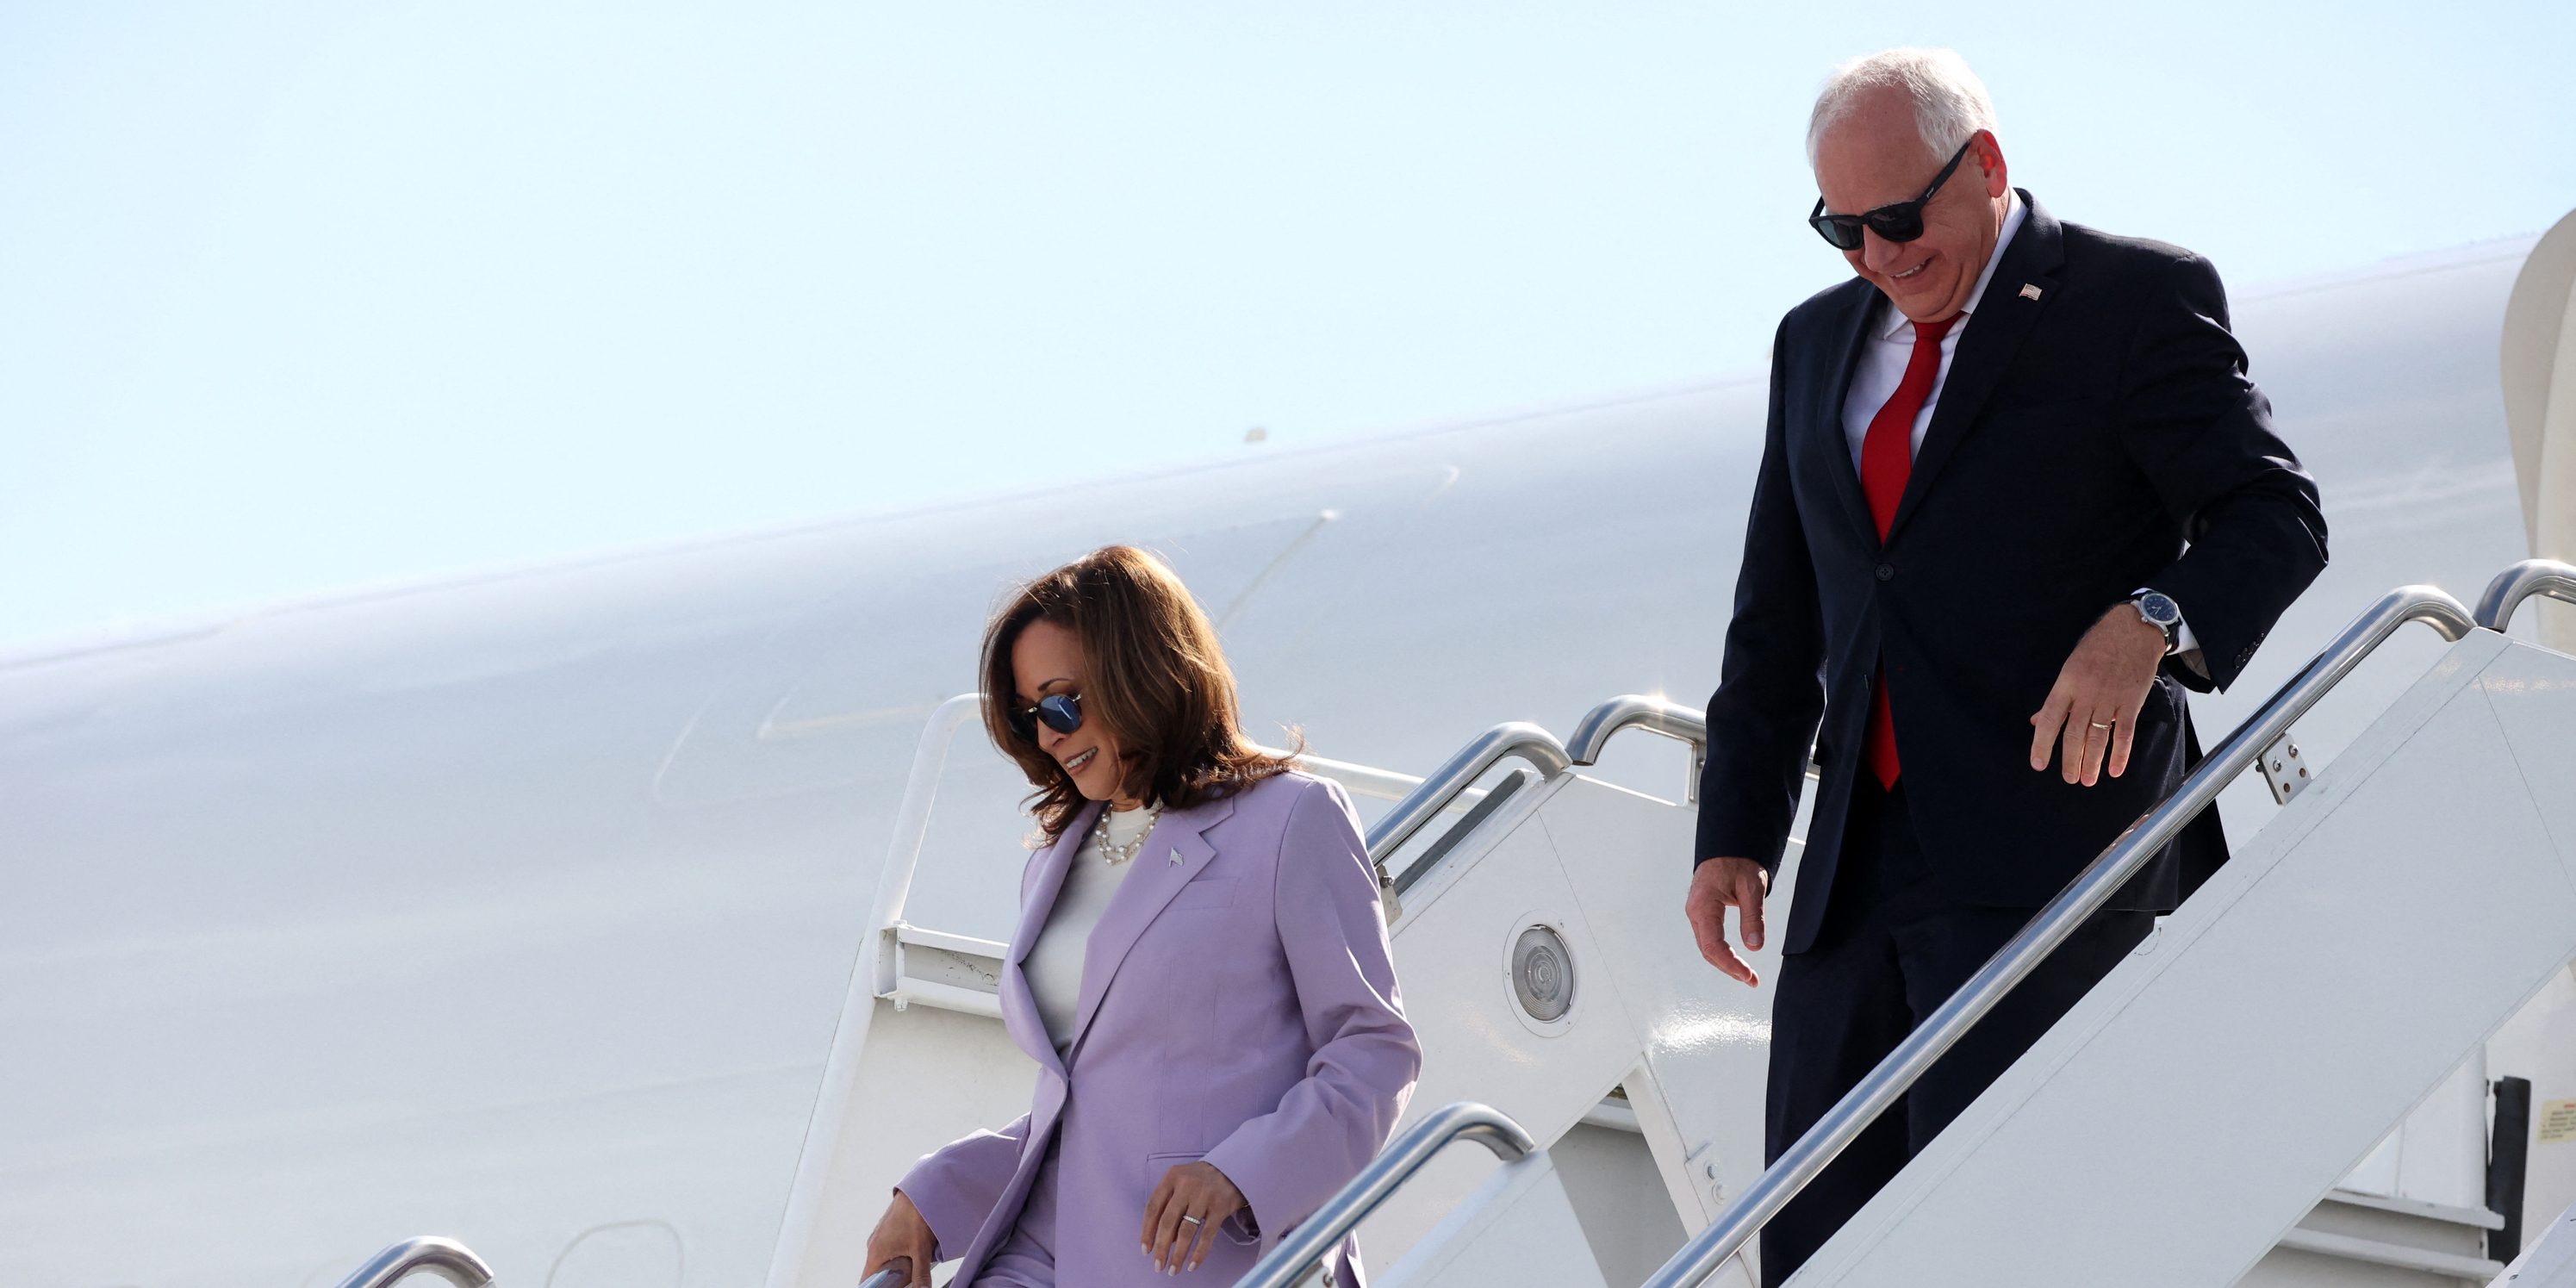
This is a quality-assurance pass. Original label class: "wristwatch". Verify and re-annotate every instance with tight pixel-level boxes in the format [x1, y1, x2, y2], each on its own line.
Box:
[2130, 589, 2183, 654]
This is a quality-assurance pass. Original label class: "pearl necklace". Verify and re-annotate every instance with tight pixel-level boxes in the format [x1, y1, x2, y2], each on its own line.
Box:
[1092, 802, 1160, 866]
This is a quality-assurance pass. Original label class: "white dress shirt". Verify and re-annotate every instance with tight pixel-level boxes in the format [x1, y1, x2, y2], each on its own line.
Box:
[1836, 191, 2200, 663]
[1024, 804, 1155, 1054]
[1839, 191, 2027, 472]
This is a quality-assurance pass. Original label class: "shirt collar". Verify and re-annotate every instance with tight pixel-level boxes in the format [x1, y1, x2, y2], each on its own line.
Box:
[1876, 189, 2025, 339]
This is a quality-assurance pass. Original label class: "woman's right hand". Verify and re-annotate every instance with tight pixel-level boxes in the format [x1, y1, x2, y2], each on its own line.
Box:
[863, 1188, 935, 1287]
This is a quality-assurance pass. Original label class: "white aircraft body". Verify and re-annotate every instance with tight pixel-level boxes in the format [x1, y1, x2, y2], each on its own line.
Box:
[8, 211, 2576, 1288]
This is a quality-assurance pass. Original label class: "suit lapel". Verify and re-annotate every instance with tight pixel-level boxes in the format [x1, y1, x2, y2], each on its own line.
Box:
[1062, 791, 1235, 1059]
[1002, 801, 1099, 1076]
[1814, 282, 1886, 548]
[1886, 190, 2065, 541]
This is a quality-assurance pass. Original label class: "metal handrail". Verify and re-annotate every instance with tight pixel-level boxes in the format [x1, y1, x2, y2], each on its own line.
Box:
[1639, 582, 2478, 1288]
[1393, 768, 1535, 895]
[333, 1236, 494, 1288]
[1562, 691, 1823, 796]
[1235, 1102, 1539, 1288]
[1364, 722, 1572, 861]
[1565, 693, 1708, 765]
[2473, 558, 2576, 632]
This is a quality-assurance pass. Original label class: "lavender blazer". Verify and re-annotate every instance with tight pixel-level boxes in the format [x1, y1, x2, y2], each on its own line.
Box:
[895, 770, 1421, 1286]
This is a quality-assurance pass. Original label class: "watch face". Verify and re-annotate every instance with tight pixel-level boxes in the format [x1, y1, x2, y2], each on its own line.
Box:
[2138, 592, 2180, 625]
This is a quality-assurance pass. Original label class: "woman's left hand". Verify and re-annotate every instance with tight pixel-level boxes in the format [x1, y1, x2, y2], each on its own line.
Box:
[1142, 1160, 1247, 1273]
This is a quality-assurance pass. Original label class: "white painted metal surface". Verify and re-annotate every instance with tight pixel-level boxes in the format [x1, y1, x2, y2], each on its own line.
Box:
[2255, 1187, 2503, 1287]
[2238, 1064, 2512, 1285]
[2502, 207, 2576, 652]
[1789, 629, 2576, 1287]
[1379, 1151, 1607, 1288]
[1550, 1119, 1694, 1285]
[2335, 1061, 2494, 1216]
[1348, 770, 1770, 1288]
[2492, 966, 2576, 1264]
[2492, 1199, 2576, 1287]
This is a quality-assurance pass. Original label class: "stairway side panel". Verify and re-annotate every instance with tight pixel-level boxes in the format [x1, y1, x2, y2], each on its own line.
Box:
[1360, 785, 1640, 1265]
[1533, 777, 1798, 1231]
[2472, 656, 2576, 894]
[1803, 638, 2576, 1288]
[1378, 1154, 1609, 1288]
[779, 999, 1035, 1288]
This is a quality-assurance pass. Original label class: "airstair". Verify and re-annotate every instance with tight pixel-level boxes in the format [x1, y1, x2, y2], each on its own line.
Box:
[763, 560, 2576, 1288]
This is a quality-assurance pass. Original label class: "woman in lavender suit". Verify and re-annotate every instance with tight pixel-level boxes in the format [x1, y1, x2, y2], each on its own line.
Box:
[862, 545, 1422, 1287]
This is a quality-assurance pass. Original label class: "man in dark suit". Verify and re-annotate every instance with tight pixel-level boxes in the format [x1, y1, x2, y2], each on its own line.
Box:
[1683, 49, 2328, 1285]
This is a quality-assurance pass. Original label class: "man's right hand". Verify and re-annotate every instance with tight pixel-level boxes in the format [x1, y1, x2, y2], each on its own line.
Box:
[864, 1188, 934, 1287]
[1686, 856, 1771, 986]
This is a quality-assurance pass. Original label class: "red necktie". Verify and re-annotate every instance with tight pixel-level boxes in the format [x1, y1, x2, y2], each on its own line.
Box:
[1859, 312, 1957, 790]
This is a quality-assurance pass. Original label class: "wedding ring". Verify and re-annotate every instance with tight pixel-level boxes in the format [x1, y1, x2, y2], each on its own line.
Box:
[2088, 720, 2112, 730]
[1179, 1216, 1204, 1227]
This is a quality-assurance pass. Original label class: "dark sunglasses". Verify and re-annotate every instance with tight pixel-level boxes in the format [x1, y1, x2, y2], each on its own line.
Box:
[1807, 136, 1976, 251]
[1007, 692, 1084, 743]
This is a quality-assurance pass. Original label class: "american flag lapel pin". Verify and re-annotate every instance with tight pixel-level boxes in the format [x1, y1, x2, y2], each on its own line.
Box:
[2019, 283, 2044, 301]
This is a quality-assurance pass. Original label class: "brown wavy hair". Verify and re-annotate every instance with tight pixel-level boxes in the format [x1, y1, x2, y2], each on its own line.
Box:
[980, 545, 1299, 841]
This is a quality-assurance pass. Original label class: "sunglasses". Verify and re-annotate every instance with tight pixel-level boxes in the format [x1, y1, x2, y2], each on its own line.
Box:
[1007, 692, 1084, 743]
[1807, 137, 1976, 251]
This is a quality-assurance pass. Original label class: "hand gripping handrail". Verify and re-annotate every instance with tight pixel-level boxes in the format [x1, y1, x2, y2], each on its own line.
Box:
[1565, 694, 1709, 765]
[1638, 582, 2477, 1288]
[332, 1236, 495, 1288]
[2473, 558, 2576, 632]
[1235, 1102, 1539, 1288]
[1365, 722, 1573, 862]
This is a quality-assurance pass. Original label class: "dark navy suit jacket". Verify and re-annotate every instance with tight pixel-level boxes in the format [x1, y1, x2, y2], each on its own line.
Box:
[1696, 190, 2328, 955]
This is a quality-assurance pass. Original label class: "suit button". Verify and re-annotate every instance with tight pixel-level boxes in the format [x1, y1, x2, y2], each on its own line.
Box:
[1875, 563, 1895, 582]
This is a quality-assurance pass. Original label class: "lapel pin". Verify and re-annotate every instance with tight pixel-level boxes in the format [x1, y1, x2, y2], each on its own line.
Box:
[2019, 283, 2044, 301]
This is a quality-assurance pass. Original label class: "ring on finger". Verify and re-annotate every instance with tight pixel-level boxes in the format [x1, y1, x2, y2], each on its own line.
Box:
[1179, 1215, 1204, 1228]
[2088, 719, 2112, 731]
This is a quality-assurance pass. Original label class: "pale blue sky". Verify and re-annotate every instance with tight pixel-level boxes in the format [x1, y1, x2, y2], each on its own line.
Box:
[5, 2, 2571, 646]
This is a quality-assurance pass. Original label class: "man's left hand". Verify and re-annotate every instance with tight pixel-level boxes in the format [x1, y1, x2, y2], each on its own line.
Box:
[2028, 606, 2168, 786]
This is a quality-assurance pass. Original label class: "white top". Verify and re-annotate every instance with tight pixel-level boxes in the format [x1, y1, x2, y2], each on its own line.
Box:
[1834, 192, 2200, 662]
[1024, 804, 1157, 1055]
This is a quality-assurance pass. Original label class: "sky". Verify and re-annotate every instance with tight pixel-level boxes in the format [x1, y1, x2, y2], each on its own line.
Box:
[4, 1, 2573, 647]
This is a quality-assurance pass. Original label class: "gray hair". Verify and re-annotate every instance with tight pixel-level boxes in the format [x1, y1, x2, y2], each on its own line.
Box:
[1806, 47, 1998, 170]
